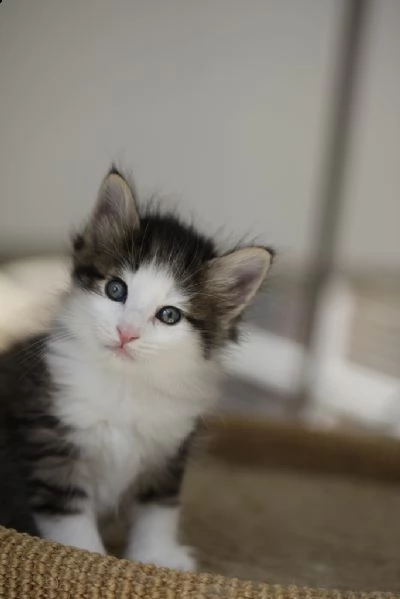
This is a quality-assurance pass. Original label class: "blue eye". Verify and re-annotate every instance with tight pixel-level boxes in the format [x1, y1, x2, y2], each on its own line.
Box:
[105, 278, 127, 303]
[156, 306, 181, 325]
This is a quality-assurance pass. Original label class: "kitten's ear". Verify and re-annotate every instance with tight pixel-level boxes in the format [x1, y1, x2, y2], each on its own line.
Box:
[91, 168, 140, 229]
[206, 247, 273, 320]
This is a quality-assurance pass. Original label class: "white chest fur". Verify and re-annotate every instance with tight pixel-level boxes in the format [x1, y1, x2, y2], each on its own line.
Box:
[47, 339, 218, 513]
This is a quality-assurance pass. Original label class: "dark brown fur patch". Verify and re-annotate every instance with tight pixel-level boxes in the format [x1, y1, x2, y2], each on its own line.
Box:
[0, 335, 86, 520]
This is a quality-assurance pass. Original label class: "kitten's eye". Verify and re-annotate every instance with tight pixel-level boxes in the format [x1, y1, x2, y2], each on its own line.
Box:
[156, 306, 181, 325]
[105, 278, 127, 303]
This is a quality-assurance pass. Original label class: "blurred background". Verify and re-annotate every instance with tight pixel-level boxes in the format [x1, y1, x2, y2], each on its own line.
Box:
[0, 0, 399, 435]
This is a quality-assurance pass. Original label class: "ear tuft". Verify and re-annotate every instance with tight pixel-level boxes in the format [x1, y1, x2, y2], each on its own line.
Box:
[108, 163, 123, 177]
[91, 169, 139, 229]
[206, 246, 272, 319]
[264, 246, 276, 264]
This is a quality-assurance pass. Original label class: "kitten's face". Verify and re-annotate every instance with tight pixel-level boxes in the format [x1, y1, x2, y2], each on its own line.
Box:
[67, 262, 201, 365]
[65, 169, 273, 367]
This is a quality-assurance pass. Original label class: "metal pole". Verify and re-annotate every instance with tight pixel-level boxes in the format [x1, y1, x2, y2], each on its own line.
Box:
[297, 0, 370, 413]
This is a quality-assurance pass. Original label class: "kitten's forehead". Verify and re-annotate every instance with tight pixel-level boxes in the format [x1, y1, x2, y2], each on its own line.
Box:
[73, 210, 217, 292]
[123, 263, 187, 311]
[128, 213, 217, 280]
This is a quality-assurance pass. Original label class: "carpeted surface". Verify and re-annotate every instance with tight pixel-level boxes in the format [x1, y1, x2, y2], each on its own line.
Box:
[183, 457, 400, 591]
[104, 419, 400, 592]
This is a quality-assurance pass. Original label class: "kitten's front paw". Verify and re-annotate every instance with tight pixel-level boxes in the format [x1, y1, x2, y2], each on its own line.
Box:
[128, 543, 196, 571]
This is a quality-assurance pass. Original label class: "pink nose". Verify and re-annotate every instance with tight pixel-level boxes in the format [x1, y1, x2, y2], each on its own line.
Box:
[117, 326, 140, 347]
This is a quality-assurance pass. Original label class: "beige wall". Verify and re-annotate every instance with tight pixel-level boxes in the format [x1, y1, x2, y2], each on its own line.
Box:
[0, 1, 398, 270]
[0, 0, 341, 266]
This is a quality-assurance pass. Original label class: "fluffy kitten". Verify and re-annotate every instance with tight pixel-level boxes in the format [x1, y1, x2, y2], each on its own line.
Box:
[0, 167, 273, 570]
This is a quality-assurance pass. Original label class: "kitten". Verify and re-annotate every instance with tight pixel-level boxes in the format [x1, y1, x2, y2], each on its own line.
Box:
[0, 167, 273, 570]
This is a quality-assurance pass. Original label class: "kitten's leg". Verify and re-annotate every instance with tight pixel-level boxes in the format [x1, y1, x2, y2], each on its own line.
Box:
[30, 471, 105, 552]
[35, 510, 105, 554]
[124, 434, 195, 570]
[125, 502, 195, 571]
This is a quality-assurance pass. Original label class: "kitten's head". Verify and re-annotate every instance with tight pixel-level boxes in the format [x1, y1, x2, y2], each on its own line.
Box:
[66, 167, 273, 367]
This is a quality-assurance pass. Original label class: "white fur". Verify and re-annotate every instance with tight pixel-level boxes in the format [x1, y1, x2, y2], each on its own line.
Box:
[36, 511, 105, 554]
[38, 263, 219, 565]
[126, 504, 195, 570]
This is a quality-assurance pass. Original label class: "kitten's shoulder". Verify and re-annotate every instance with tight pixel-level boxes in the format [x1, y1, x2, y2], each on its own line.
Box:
[0, 333, 51, 400]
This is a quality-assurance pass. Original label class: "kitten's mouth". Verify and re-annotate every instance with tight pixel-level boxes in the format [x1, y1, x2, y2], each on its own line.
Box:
[106, 344, 134, 360]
